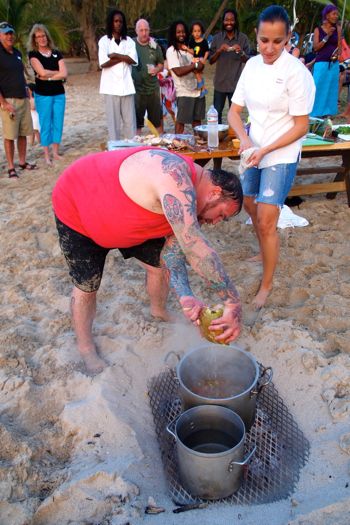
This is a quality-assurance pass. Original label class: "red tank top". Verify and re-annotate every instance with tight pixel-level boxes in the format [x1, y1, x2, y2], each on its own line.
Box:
[52, 146, 197, 248]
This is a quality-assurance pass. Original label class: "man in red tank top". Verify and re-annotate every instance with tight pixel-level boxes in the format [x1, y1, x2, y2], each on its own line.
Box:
[52, 147, 243, 373]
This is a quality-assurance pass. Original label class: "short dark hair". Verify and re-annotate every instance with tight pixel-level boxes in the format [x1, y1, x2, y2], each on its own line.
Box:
[190, 20, 205, 35]
[257, 5, 290, 33]
[168, 20, 189, 50]
[222, 8, 240, 34]
[209, 169, 243, 212]
[106, 9, 127, 40]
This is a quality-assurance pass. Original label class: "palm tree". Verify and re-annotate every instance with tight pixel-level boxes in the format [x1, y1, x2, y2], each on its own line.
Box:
[0, 0, 69, 59]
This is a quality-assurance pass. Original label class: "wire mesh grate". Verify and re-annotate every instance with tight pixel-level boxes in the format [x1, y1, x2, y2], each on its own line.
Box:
[147, 366, 309, 506]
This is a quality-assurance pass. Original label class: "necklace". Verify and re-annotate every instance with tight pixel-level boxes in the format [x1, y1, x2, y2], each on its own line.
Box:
[39, 49, 51, 57]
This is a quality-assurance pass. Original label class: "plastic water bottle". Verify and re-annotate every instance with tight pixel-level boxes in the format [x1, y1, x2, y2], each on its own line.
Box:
[207, 105, 219, 148]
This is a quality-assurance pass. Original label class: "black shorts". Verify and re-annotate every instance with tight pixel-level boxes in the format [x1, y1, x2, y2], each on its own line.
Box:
[135, 90, 162, 129]
[55, 216, 166, 293]
[176, 96, 206, 124]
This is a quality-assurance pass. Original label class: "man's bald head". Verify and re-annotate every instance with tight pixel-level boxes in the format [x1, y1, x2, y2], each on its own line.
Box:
[135, 18, 150, 44]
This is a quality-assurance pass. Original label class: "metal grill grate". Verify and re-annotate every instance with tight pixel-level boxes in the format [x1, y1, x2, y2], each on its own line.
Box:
[148, 367, 309, 506]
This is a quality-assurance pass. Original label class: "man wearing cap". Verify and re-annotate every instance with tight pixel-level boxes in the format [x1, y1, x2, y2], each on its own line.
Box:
[0, 22, 36, 177]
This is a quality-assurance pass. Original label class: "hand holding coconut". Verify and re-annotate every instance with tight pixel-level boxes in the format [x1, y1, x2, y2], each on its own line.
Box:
[200, 303, 241, 344]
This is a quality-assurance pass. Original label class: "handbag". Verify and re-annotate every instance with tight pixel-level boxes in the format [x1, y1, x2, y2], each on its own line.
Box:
[340, 37, 350, 62]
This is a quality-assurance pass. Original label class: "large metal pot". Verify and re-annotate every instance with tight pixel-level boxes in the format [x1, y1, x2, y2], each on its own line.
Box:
[167, 405, 255, 499]
[177, 344, 272, 430]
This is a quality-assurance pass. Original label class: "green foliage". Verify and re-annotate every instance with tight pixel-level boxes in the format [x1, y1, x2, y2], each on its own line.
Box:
[0, 0, 69, 58]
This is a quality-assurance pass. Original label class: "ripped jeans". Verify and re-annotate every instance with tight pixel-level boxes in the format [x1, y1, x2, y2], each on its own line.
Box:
[240, 162, 298, 206]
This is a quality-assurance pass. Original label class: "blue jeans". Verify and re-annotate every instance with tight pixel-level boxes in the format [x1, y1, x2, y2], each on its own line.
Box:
[213, 90, 233, 124]
[241, 163, 298, 206]
[35, 93, 66, 146]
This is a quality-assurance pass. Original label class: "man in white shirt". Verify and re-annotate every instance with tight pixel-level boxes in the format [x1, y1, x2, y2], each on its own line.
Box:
[98, 9, 138, 140]
[166, 20, 205, 134]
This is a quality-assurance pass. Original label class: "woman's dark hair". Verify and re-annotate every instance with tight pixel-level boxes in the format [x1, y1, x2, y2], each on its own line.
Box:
[190, 20, 205, 35]
[209, 169, 243, 212]
[257, 5, 290, 33]
[222, 8, 240, 35]
[168, 19, 189, 49]
[106, 9, 127, 40]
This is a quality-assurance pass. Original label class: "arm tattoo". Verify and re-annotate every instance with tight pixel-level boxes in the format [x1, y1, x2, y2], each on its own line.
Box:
[161, 236, 193, 298]
[149, 150, 239, 305]
[149, 149, 189, 186]
[162, 194, 184, 224]
[199, 252, 240, 304]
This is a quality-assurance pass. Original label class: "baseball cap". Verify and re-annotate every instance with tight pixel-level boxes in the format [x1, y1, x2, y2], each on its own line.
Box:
[0, 22, 15, 34]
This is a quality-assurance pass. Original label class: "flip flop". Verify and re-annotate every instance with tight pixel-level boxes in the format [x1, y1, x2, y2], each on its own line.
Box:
[19, 162, 37, 170]
[8, 168, 19, 178]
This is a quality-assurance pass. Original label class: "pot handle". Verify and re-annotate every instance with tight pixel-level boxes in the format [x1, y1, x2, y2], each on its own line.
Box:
[164, 350, 181, 367]
[166, 417, 178, 440]
[228, 445, 256, 471]
[250, 366, 273, 397]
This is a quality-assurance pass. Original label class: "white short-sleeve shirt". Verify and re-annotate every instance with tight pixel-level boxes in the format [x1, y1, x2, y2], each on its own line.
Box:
[232, 50, 315, 168]
[166, 46, 199, 98]
[98, 35, 138, 96]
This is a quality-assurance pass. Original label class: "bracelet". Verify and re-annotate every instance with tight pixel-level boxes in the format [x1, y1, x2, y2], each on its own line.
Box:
[194, 62, 199, 69]
[322, 37, 328, 43]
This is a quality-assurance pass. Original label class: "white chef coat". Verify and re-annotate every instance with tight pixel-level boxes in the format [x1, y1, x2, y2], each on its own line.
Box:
[98, 35, 138, 96]
[232, 50, 315, 168]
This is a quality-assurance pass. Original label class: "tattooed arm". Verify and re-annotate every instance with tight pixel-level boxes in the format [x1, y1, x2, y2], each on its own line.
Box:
[151, 150, 241, 341]
[161, 235, 205, 322]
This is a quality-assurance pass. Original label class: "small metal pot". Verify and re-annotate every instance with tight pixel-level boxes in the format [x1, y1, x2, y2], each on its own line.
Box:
[177, 344, 272, 430]
[167, 405, 255, 499]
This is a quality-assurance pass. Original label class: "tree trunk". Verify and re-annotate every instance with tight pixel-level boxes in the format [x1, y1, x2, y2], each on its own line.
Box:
[72, 2, 99, 71]
[81, 21, 99, 71]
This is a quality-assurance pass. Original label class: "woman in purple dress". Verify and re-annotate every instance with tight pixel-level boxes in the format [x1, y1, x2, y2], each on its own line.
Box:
[311, 4, 341, 118]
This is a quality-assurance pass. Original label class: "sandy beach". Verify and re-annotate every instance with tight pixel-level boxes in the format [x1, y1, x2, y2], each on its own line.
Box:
[0, 71, 349, 525]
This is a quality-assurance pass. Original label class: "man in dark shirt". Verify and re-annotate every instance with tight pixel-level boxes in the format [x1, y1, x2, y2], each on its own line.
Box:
[132, 19, 164, 135]
[0, 22, 36, 177]
[209, 9, 250, 124]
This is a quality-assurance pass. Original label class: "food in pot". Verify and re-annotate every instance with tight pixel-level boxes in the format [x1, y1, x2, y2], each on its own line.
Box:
[192, 377, 246, 398]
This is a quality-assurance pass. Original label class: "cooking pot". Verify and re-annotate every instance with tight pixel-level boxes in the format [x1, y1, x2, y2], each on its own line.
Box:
[177, 344, 272, 430]
[167, 405, 255, 499]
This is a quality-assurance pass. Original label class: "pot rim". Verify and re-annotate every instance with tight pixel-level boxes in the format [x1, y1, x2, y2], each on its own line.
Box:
[177, 343, 260, 401]
[174, 405, 246, 457]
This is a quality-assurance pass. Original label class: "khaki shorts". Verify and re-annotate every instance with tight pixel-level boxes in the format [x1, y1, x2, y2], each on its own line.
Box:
[0, 98, 33, 140]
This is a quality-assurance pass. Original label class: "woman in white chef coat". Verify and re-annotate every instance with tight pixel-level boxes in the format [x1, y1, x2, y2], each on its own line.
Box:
[228, 5, 315, 308]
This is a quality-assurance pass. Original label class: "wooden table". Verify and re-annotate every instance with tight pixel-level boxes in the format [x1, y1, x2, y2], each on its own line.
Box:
[182, 139, 350, 206]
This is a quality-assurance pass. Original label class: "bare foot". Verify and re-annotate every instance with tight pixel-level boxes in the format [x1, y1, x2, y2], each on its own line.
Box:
[45, 158, 52, 166]
[151, 308, 178, 323]
[252, 287, 271, 309]
[80, 348, 107, 375]
[247, 253, 262, 262]
[53, 154, 64, 161]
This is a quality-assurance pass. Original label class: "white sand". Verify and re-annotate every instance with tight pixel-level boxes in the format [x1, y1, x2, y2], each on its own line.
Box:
[0, 72, 349, 525]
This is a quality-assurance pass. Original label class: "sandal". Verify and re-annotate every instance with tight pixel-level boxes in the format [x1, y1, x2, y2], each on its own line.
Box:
[19, 162, 37, 170]
[8, 168, 19, 178]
